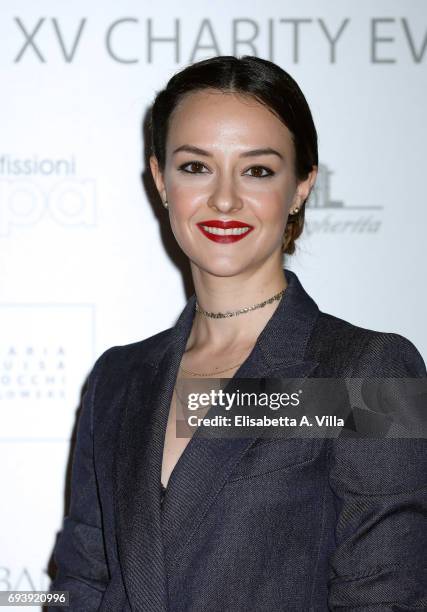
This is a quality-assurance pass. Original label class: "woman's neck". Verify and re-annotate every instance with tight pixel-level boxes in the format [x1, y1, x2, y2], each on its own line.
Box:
[187, 260, 287, 352]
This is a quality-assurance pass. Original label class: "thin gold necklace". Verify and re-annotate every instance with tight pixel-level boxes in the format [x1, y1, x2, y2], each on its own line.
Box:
[195, 287, 286, 319]
[180, 361, 244, 377]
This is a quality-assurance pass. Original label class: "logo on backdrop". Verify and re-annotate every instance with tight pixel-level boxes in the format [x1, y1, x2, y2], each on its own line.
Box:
[305, 163, 383, 234]
[0, 567, 51, 592]
[0, 155, 96, 236]
[1, 345, 66, 401]
[0, 304, 95, 441]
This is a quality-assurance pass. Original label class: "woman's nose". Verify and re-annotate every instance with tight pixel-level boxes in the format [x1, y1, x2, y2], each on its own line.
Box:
[207, 183, 243, 214]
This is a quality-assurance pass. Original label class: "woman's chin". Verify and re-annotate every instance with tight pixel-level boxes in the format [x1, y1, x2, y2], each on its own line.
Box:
[190, 257, 253, 278]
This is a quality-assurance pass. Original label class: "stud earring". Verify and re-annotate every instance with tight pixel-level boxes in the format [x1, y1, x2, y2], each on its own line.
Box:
[290, 206, 300, 215]
[163, 199, 168, 209]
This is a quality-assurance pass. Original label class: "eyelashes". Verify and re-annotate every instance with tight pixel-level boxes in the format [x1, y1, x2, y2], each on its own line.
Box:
[177, 161, 275, 179]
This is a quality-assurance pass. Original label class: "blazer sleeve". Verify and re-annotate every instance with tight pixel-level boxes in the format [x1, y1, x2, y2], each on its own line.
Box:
[327, 333, 427, 610]
[49, 348, 114, 611]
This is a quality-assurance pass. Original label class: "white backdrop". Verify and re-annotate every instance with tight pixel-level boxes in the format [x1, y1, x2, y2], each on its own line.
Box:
[0, 0, 426, 605]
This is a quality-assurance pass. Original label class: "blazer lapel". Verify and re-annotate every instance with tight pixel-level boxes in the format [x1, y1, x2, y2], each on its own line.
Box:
[113, 358, 168, 611]
[113, 290, 200, 611]
[114, 268, 321, 608]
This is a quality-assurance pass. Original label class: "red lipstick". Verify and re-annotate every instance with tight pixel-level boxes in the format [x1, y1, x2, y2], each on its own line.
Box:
[196, 219, 255, 243]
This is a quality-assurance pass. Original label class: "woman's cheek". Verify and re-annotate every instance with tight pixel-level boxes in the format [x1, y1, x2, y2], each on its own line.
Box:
[169, 211, 185, 242]
[253, 196, 287, 225]
[168, 210, 196, 256]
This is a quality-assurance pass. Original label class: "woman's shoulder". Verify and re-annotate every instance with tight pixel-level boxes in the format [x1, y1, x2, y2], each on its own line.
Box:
[90, 311, 426, 379]
[91, 326, 175, 377]
[308, 310, 426, 377]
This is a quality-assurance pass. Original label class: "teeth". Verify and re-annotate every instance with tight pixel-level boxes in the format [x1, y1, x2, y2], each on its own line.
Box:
[201, 226, 251, 236]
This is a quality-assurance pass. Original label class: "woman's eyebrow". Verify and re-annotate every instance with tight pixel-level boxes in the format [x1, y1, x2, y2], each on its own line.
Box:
[172, 144, 284, 160]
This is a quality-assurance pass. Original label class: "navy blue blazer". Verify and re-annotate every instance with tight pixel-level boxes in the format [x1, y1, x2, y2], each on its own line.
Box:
[50, 268, 427, 611]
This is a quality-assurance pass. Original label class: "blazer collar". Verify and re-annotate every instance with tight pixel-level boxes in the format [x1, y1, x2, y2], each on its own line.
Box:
[113, 267, 320, 611]
[150, 267, 320, 371]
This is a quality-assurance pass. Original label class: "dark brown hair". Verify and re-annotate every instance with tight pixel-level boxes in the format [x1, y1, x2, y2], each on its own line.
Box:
[149, 55, 318, 255]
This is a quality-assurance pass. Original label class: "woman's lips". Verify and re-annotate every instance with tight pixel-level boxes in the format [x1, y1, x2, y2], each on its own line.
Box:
[196, 220, 255, 243]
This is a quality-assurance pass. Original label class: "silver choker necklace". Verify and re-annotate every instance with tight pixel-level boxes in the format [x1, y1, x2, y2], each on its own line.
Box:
[195, 287, 286, 319]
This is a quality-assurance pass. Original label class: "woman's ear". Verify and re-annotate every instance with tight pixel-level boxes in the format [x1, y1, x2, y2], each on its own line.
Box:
[149, 155, 166, 202]
[297, 165, 318, 204]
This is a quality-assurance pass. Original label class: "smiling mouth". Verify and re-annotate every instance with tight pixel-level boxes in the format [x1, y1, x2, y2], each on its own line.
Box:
[201, 225, 250, 236]
[196, 221, 255, 243]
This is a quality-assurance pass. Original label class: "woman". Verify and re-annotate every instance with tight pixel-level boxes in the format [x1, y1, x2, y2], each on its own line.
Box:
[50, 56, 427, 610]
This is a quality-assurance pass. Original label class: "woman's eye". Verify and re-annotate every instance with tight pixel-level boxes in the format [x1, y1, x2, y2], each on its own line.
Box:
[178, 161, 208, 174]
[245, 166, 274, 178]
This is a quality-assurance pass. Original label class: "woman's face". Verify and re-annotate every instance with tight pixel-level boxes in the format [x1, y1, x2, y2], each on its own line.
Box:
[150, 89, 316, 277]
